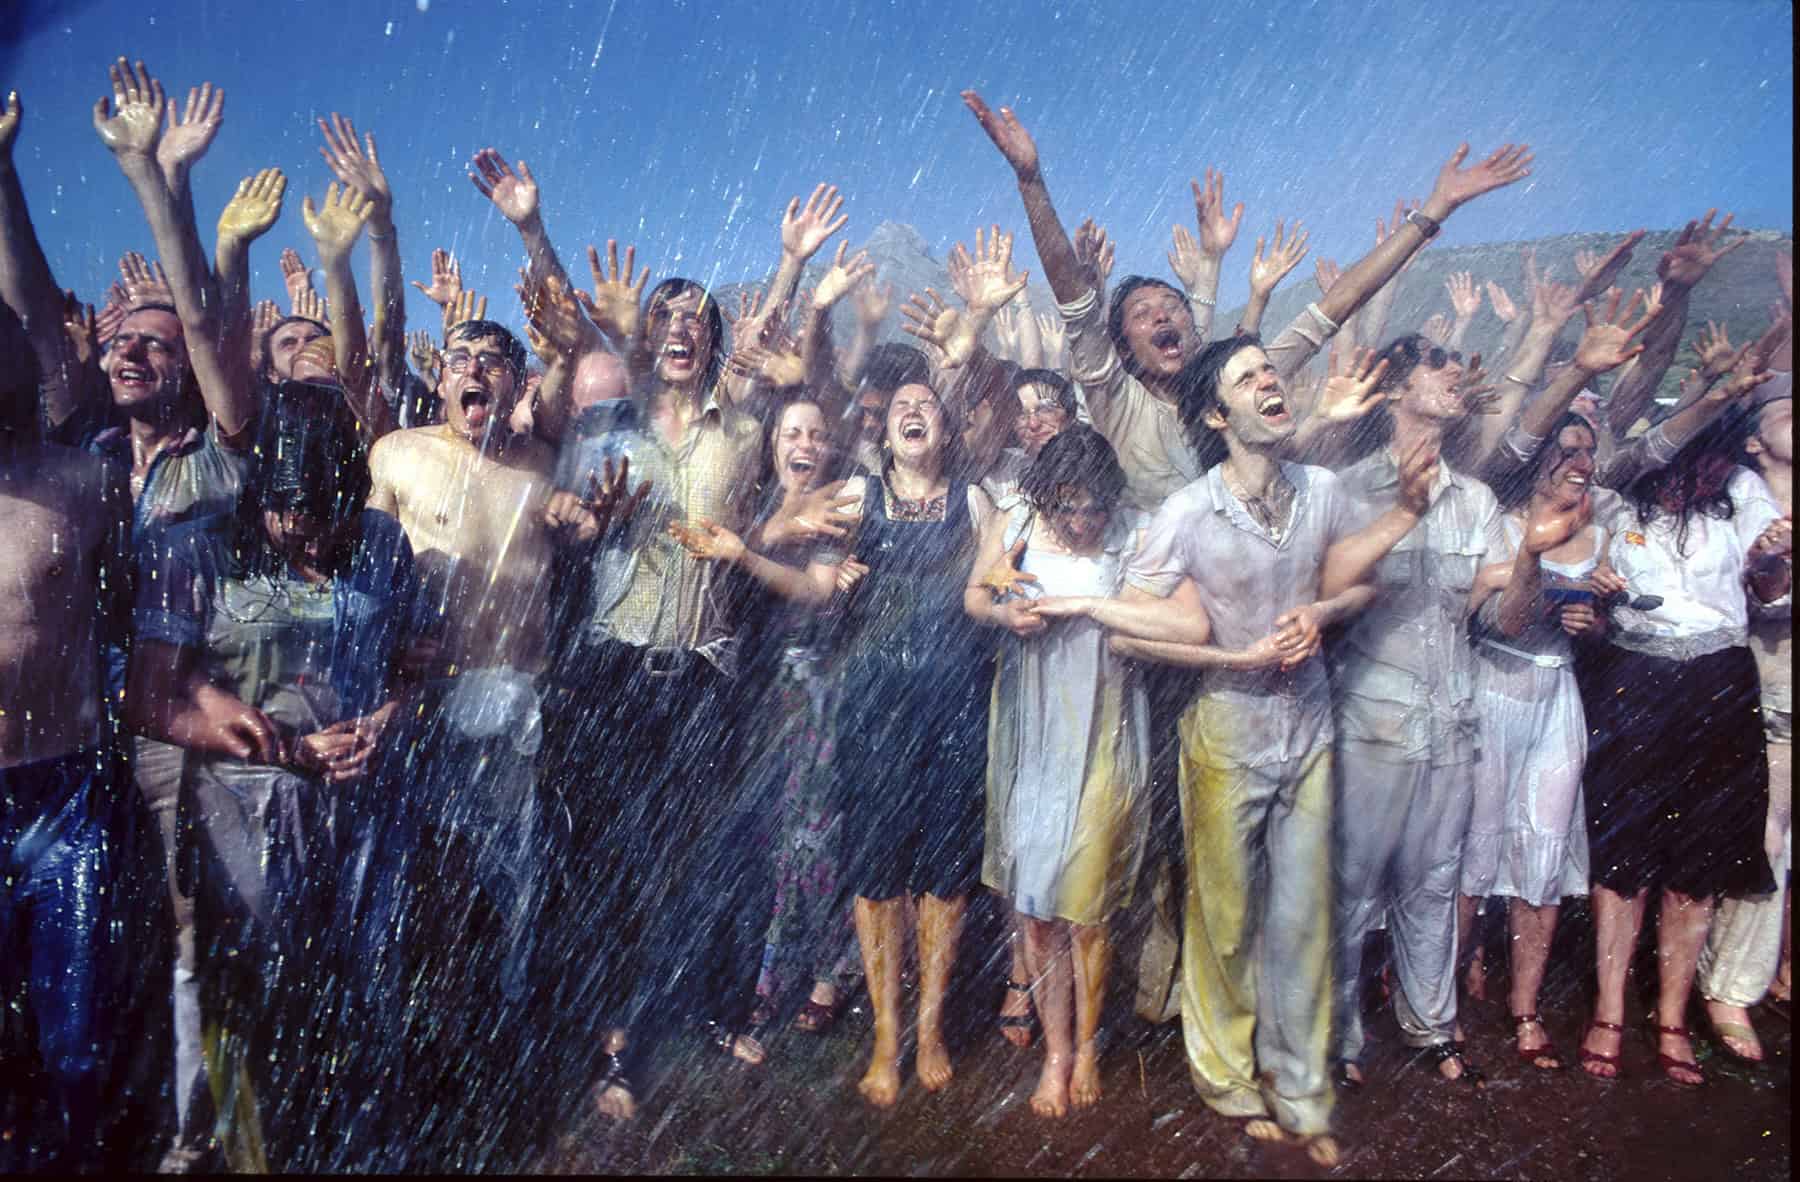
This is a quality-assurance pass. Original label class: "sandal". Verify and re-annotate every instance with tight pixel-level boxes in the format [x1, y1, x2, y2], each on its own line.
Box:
[792, 987, 846, 1035]
[1578, 1018, 1625, 1081]
[998, 979, 1038, 1047]
[1650, 1024, 1705, 1088]
[590, 1050, 638, 1118]
[1702, 1001, 1764, 1064]
[1331, 1058, 1364, 1092]
[1420, 1040, 1485, 1088]
[705, 1021, 767, 1067]
[1511, 1013, 1564, 1071]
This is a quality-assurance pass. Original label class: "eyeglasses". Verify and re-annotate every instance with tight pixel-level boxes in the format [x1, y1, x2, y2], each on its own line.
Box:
[1381, 337, 1463, 378]
[442, 349, 510, 374]
[1015, 405, 1069, 425]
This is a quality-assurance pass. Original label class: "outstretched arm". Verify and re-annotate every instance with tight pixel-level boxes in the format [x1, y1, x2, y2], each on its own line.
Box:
[1239, 219, 1309, 336]
[0, 91, 83, 427]
[469, 147, 574, 292]
[213, 168, 285, 388]
[962, 91, 1087, 305]
[94, 59, 255, 442]
[319, 113, 405, 395]
[302, 182, 394, 438]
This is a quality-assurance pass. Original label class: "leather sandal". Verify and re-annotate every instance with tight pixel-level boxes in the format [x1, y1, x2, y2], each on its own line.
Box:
[1511, 1013, 1564, 1071]
[1578, 1018, 1624, 1081]
[1420, 1040, 1485, 1088]
[998, 978, 1038, 1046]
[1650, 1024, 1705, 1088]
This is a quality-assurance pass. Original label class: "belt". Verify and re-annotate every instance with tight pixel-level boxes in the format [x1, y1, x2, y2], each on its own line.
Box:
[1478, 637, 1571, 669]
[641, 645, 694, 678]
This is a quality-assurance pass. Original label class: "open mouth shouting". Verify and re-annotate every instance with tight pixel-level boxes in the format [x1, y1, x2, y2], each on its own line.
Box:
[1256, 391, 1290, 424]
[898, 418, 930, 443]
[1149, 325, 1184, 361]
[111, 362, 158, 395]
[459, 388, 494, 434]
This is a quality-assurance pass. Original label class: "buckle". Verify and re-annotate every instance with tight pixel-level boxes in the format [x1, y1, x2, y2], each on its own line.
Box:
[642, 646, 688, 678]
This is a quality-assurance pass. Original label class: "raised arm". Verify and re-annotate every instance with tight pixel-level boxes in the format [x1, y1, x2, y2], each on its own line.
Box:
[94, 59, 255, 441]
[469, 147, 573, 291]
[798, 240, 876, 411]
[962, 91, 1087, 305]
[0, 91, 83, 427]
[762, 182, 849, 316]
[301, 182, 394, 438]
[319, 113, 404, 394]
[1444, 272, 1482, 350]
[838, 271, 892, 388]
[1240, 219, 1310, 336]
[1168, 170, 1242, 339]
[212, 168, 285, 387]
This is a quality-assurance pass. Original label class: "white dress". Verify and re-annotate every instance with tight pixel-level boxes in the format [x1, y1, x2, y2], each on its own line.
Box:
[1460, 516, 1601, 906]
[982, 509, 1149, 924]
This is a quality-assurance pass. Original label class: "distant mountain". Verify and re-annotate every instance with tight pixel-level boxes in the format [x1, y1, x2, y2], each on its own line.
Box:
[722, 222, 1792, 402]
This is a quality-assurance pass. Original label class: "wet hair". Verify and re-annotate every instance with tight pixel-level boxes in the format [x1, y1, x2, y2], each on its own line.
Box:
[759, 390, 854, 488]
[1626, 408, 1745, 555]
[233, 379, 371, 578]
[257, 315, 331, 382]
[858, 341, 934, 399]
[1019, 423, 1128, 518]
[444, 318, 529, 380]
[1010, 367, 1078, 417]
[880, 372, 967, 479]
[1493, 411, 1594, 510]
[1171, 332, 1262, 472]
[1105, 276, 1189, 382]
[645, 277, 725, 393]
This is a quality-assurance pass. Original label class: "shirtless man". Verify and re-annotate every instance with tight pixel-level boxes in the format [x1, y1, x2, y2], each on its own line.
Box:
[0, 297, 161, 1172]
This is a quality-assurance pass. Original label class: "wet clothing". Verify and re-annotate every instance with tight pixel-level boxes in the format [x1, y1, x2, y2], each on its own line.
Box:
[984, 508, 1148, 925]
[833, 475, 993, 900]
[1, 744, 167, 1174]
[1460, 519, 1602, 906]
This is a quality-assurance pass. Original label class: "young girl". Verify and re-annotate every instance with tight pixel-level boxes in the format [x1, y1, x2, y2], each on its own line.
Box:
[966, 425, 1147, 1117]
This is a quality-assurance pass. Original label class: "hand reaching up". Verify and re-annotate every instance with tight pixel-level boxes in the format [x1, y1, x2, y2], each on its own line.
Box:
[1249, 220, 1309, 300]
[317, 112, 392, 228]
[781, 182, 848, 262]
[1318, 345, 1390, 423]
[119, 251, 173, 306]
[1573, 288, 1653, 374]
[301, 182, 373, 266]
[1571, 230, 1645, 304]
[216, 168, 286, 248]
[157, 81, 223, 190]
[579, 239, 649, 342]
[1658, 209, 1746, 289]
[468, 148, 539, 226]
[93, 58, 165, 160]
[962, 90, 1039, 180]
[1191, 167, 1244, 258]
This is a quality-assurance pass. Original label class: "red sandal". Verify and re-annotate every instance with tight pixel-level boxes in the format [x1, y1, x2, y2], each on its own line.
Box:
[1578, 1018, 1624, 1081]
[1650, 1024, 1705, 1088]
[1511, 1013, 1564, 1071]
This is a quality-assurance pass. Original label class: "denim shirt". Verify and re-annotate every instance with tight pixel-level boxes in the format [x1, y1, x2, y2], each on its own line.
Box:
[135, 509, 417, 721]
[1332, 448, 1504, 766]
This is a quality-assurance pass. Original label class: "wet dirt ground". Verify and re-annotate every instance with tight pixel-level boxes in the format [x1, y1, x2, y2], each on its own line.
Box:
[531, 896, 1791, 1178]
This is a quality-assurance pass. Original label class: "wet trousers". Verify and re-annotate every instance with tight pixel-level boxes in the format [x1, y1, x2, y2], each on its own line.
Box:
[1178, 732, 1334, 1137]
[135, 737, 206, 1141]
[1331, 742, 1474, 1063]
[1700, 725, 1792, 1006]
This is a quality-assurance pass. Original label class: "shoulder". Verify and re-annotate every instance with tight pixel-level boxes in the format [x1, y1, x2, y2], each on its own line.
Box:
[1727, 465, 1774, 504]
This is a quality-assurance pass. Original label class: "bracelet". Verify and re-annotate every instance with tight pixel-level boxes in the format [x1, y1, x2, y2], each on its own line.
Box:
[1189, 294, 1216, 308]
[366, 228, 394, 241]
[1503, 373, 1531, 386]
[1403, 208, 1441, 239]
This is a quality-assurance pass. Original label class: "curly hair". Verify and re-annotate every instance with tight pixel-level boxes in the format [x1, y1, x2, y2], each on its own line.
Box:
[1018, 422, 1127, 517]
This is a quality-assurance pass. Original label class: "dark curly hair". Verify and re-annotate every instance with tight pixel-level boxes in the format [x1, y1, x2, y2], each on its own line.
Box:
[1492, 411, 1595, 511]
[1018, 422, 1127, 518]
[1626, 408, 1746, 556]
[233, 379, 371, 579]
[1171, 332, 1262, 473]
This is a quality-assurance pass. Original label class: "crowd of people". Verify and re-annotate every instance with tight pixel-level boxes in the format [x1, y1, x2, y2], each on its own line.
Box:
[0, 57, 1791, 1173]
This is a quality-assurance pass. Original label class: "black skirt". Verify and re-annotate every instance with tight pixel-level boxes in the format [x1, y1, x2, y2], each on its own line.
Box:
[1579, 643, 1774, 899]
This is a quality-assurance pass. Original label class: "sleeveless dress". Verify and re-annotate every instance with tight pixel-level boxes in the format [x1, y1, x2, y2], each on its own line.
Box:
[834, 475, 993, 901]
[1461, 516, 1602, 906]
[982, 509, 1148, 924]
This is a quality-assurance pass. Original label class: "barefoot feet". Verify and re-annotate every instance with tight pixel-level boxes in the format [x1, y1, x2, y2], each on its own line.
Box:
[916, 1032, 954, 1092]
[1069, 1045, 1102, 1109]
[1030, 1051, 1071, 1118]
[858, 1051, 901, 1109]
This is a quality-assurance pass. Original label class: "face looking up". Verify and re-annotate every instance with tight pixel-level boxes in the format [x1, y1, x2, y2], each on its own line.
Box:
[1014, 381, 1070, 458]
[1118, 283, 1196, 381]
[438, 329, 521, 445]
[104, 307, 189, 414]
[1205, 344, 1295, 447]
[885, 382, 946, 464]
[773, 400, 834, 495]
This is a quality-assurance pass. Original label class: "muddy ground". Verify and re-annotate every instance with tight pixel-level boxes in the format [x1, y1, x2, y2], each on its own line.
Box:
[530, 896, 1790, 1179]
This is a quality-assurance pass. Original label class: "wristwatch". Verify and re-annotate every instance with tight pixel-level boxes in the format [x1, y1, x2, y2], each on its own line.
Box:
[1403, 208, 1441, 239]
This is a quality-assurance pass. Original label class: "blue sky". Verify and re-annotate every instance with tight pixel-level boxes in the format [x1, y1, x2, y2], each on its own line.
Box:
[1, 0, 1790, 336]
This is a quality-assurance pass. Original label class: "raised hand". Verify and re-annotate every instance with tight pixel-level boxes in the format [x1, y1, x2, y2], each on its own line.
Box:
[1318, 345, 1391, 423]
[1693, 320, 1737, 380]
[408, 329, 441, 381]
[119, 251, 173, 306]
[1657, 209, 1746, 289]
[959, 224, 1030, 314]
[978, 539, 1041, 601]
[1037, 312, 1066, 368]
[781, 182, 848, 262]
[724, 342, 806, 388]
[468, 147, 539, 226]
[156, 81, 224, 190]
[1530, 270, 1582, 334]
[317, 112, 392, 226]
[92, 58, 165, 159]
[1425, 142, 1533, 214]
[900, 288, 971, 366]
[1456, 351, 1501, 415]
[60, 291, 98, 369]
[1249, 219, 1309, 300]
[1074, 218, 1115, 293]
[1571, 230, 1646, 304]
[1313, 257, 1342, 298]
[96, 287, 129, 344]
[851, 273, 894, 328]
[442, 288, 487, 332]
[294, 287, 328, 324]
[1485, 280, 1519, 323]
[247, 299, 279, 372]
[1396, 435, 1441, 515]
[1419, 313, 1452, 348]
[216, 168, 286, 247]
[1186, 167, 1242, 258]
[1169, 224, 1207, 291]
[991, 301, 1022, 359]
[517, 271, 593, 361]
[411, 247, 462, 307]
[1574, 288, 1653, 373]
[579, 238, 648, 341]
[1704, 352, 1776, 408]
[301, 182, 373, 265]
[813, 239, 876, 310]
[1445, 271, 1482, 320]
[962, 90, 1038, 179]
[279, 246, 314, 308]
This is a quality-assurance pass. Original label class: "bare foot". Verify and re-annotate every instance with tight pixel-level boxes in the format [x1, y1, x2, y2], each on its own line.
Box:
[1769, 973, 1791, 1004]
[1029, 1052, 1070, 1118]
[1304, 1134, 1343, 1168]
[1580, 1022, 1622, 1080]
[725, 1032, 767, 1066]
[858, 1053, 901, 1108]
[999, 981, 1034, 1048]
[593, 1083, 635, 1121]
[1069, 1046, 1102, 1109]
[916, 1035, 954, 1092]
[1244, 1118, 1286, 1144]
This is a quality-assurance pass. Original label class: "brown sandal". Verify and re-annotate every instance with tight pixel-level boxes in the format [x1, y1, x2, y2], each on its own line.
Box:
[1579, 1018, 1624, 1081]
[1651, 1024, 1704, 1088]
